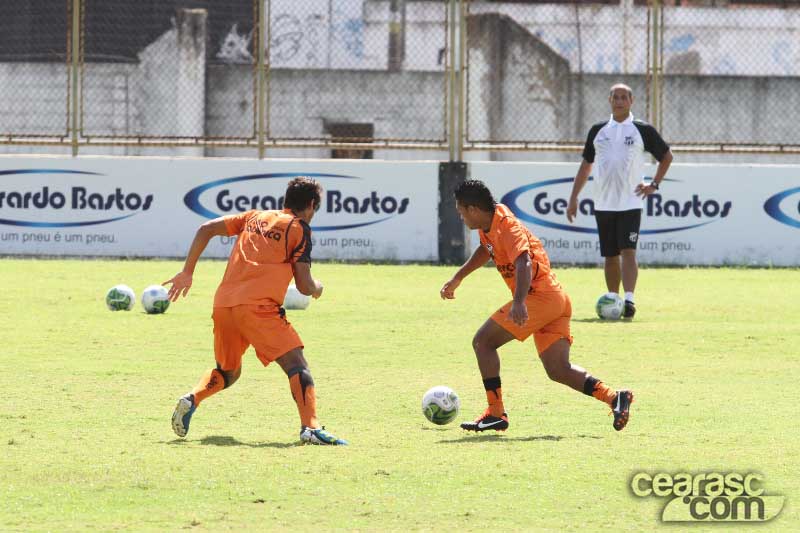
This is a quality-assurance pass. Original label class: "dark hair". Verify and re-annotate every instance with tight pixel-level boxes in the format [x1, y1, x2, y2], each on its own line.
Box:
[284, 177, 322, 212]
[454, 179, 496, 212]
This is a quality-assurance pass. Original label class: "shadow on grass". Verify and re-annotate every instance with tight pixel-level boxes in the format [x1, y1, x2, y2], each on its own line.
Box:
[572, 318, 632, 324]
[165, 435, 298, 448]
[437, 433, 602, 444]
[438, 434, 564, 444]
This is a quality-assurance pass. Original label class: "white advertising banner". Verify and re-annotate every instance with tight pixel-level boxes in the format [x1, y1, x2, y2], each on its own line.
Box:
[472, 162, 800, 266]
[0, 156, 439, 261]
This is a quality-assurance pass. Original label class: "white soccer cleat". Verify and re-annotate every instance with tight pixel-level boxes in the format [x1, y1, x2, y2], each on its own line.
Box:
[299, 426, 348, 445]
[171, 394, 196, 438]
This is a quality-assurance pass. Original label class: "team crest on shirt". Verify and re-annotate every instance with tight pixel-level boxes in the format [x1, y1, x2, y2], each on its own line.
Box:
[629, 232, 638, 242]
[624, 136, 634, 146]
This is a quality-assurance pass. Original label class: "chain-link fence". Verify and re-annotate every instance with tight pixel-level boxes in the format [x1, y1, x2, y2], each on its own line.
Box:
[0, 0, 71, 139]
[81, 0, 257, 141]
[465, 0, 652, 149]
[1, 0, 799, 155]
[660, 1, 800, 147]
[265, 0, 449, 149]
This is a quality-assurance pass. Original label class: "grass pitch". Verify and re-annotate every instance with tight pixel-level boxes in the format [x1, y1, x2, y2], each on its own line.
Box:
[1, 259, 798, 531]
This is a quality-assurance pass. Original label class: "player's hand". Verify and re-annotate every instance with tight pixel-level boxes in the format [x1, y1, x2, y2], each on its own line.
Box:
[508, 300, 528, 326]
[635, 182, 657, 197]
[163, 271, 193, 302]
[566, 198, 578, 223]
[312, 281, 324, 299]
[440, 278, 461, 300]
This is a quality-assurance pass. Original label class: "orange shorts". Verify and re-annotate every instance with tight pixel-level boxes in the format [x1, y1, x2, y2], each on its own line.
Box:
[212, 304, 303, 371]
[491, 289, 574, 354]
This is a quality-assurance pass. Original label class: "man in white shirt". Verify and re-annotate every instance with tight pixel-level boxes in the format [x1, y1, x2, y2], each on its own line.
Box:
[566, 84, 673, 319]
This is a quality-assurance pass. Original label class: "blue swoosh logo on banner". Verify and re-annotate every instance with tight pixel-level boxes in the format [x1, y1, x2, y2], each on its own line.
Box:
[501, 177, 713, 234]
[183, 172, 397, 232]
[763, 186, 800, 229]
[0, 168, 135, 227]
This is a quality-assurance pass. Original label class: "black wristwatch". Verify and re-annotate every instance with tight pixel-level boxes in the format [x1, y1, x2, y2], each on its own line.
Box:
[651, 181, 660, 190]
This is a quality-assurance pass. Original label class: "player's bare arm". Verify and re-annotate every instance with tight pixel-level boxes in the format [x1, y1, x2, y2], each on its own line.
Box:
[292, 262, 323, 299]
[567, 159, 593, 223]
[164, 218, 229, 302]
[508, 252, 532, 326]
[440, 244, 491, 299]
[635, 149, 674, 197]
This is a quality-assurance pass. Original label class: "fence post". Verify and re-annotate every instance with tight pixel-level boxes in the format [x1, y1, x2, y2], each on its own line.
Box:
[648, 0, 662, 130]
[257, 0, 267, 159]
[70, 0, 81, 156]
[438, 161, 467, 264]
[448, 0, 465, 163]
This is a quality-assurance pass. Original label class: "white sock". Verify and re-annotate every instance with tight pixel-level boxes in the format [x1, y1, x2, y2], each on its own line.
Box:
[625, 292, 634, 303]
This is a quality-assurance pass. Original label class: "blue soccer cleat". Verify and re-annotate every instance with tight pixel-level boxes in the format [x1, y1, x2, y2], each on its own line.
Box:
[299, 426, 348, 446]
[171, 394, 196, 438]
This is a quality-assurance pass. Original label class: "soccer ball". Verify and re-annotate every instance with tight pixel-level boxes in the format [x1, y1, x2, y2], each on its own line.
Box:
[105, 284, 135, 311]
[141, 284, 170, 314]
[596, 292, 624, 320]
[421, 385, 460, 425]
[283, 284, 311, 310]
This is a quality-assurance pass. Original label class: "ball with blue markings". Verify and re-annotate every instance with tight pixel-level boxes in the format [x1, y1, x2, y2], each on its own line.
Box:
[596, 292, 624, 320]
[422, 385, 460, 425]
[105, 284, 135, 311]
[141, 285, 170, 314]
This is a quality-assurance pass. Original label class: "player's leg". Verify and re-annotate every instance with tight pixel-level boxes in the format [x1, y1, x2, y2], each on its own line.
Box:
[460, 316, 517, 432]
[596, 210, 622, 293]
[618, 209, 642, 318]
[274, 348, 347, 445]
[243, 305, 346, 445]
[535, 293, 633, 430]
[275, 348, 317, 430]
[604, 256, 621, 293]
[172, 307, 248, 438]
[538, 341, 633, 431]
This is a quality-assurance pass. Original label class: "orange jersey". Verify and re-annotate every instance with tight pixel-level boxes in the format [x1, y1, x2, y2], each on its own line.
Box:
[213, 209, 312, 308]
[479, 204, 561, 294]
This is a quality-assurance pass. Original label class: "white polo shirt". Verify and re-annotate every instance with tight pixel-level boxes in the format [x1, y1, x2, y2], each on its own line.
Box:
[582, 113, 669, 211]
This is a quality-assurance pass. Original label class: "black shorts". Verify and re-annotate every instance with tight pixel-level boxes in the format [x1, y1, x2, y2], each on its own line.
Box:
[594, 209, 641, 257]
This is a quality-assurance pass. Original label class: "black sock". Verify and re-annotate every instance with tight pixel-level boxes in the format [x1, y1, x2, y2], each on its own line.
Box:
[483, 376, 501, 394]
[582, 375, 599, 396]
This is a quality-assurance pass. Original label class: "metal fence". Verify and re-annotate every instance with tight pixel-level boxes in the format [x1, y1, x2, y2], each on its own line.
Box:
[0, 0, 799, 156]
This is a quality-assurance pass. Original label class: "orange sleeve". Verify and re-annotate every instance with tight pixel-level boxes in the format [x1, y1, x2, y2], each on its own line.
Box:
[286, 219, 313, 263]
[222, 210, 256, 236]
[499, 218, 530, 260]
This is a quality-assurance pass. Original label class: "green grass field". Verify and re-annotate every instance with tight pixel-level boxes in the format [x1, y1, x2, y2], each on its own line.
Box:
[1, 259, 798, 531]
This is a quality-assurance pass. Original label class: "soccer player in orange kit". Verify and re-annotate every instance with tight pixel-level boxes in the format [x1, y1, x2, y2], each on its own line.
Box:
[165, 176, 346, 445]
[440, 180, 633, 432]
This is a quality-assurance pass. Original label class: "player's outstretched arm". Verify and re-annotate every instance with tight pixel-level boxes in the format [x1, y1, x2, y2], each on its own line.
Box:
[567, 159, 592, 223]
[164, 218, 229, 302]
[292, 262, 323, 299]
[440, 245, 491, 299]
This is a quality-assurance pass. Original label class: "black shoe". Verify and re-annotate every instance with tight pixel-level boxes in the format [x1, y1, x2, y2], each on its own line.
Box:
[460, 408, 509, 432]
[623, 300, 636, 319]
[612, 390, 634, 431]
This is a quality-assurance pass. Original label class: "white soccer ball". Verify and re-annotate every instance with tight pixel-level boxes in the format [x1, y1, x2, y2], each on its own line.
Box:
[283, 284, 311, 310]
[141, 284, 170, 314]
[596, 292, 624, 320]
[105, 284, 135, 311]
[422, 385, 460, 425]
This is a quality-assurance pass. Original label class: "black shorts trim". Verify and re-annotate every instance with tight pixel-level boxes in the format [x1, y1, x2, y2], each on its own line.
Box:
[594, 209, 642, 257]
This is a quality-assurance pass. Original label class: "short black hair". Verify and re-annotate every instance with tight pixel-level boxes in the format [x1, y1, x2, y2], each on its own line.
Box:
[284, 177, 322, 212]
[454, 179, 496, 212]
